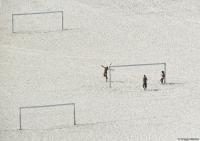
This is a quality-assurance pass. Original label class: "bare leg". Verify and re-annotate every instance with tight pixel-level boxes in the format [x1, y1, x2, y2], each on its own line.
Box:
[160, 78, 163, 84]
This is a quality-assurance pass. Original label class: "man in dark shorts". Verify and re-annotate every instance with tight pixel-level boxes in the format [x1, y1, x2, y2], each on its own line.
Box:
[101, 65, 109, 82]
[160, 71, 165, 84]
[143, 75, 148, 90]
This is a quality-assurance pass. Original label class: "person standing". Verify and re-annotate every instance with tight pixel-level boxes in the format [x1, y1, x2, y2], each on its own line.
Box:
[143, 75, 148, 90]
[160, 71, 165, 84]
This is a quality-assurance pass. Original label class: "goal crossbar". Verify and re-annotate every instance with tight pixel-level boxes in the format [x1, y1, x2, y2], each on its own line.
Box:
[12, 11, 64, 33]
[12, 11, 63, 16]
[110, 62, 166, 68]
[20, 103, 74, 109]
[109, 62, 166, 88]
[19, 103, 76, 130]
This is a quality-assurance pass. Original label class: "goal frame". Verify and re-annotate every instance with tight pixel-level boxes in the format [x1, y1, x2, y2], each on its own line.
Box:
[12, 11, 64, 33]
[19, 103, 76, 130]
[109, 62, 167, 88]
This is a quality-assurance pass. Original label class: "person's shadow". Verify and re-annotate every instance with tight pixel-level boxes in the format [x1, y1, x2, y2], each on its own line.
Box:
[146, 89, 160, 92]
[164, 82, 184, 85]
[110, 81, 125, 83]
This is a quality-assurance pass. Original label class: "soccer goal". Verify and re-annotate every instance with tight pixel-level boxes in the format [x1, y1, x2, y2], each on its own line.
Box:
[19, 103, 76, 130]
[12, 11, 64, 33]
[108, 62, 166, 88]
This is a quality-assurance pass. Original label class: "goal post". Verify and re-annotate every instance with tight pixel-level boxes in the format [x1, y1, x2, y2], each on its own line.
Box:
[109, 62, 166, 88]
[19, 103, 76, 130]
[12, 11, 64, 33]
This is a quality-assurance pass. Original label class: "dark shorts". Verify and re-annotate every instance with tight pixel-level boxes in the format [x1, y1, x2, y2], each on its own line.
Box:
[143, 83, 147, 88]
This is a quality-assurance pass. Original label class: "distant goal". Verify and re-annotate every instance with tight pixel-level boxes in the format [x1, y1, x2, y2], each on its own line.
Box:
[109, 62, 167, 88]
[19, 103, 76, 130]
[12, 11, 64, 33]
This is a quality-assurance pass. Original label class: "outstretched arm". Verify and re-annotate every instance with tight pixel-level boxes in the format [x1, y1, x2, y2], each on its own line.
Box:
[101, 65, 105, 68]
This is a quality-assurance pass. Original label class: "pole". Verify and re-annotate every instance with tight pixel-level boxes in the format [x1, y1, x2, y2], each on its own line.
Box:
[109, 68, 111, 88]
[19, 108, 22, 130]
[12, 14, 14, 33]
[13, 11, 63, 16]
[164, 63, 167, 84]
[61, 11, 64, 30]
[73, 104, 76, 125]
[110, 62, 165, 68]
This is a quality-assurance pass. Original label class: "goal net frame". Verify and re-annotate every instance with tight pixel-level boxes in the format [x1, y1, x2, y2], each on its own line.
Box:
[19, 103, 76, 130]
[108, 62, 167, 88]
[12, 11, 64, 33]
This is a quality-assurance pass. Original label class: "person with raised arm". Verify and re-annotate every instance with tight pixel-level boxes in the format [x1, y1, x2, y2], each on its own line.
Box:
[101, 65, 109, 82]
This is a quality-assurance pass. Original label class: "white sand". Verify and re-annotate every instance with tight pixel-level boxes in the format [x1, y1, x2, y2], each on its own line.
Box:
[0, 0, 200, 140]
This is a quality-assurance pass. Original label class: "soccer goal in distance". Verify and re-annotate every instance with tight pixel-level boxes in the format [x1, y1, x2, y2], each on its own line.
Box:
[19, 103, 76, 130]
[12, 11, 64, 33]
[108, 62, 166, 88]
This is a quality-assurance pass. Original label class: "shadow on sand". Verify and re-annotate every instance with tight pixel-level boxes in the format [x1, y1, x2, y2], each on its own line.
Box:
[13, 28, 78, 34]
[145, 89, 160, 92]
[110, 81, 125, 83]
[164, 82, 184, 85]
